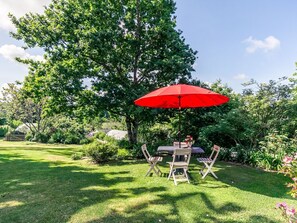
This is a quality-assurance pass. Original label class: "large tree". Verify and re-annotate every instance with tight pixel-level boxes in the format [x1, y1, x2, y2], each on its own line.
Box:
[11, 0, 196, 144]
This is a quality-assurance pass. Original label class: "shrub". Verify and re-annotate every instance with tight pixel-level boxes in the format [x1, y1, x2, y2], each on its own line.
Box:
[93, 132, 107, 140]
[0, 125, 10, 137]
[257, 132, 294, 170]
[140, 123, 173, 146]
[9, 120, 22, 129]
[71, 152, 84, 160]
[64, 133, 81, 144]
[32, 132, 49, 143]
[117, 148, 131, 160]
[25, 132, 33, 141]
[79, 138, 90, 145]
[84, 141, 118, 163]
[50, 130, 65, 143]
[42, 115, 90, 144]
[0, 117, 6, 125]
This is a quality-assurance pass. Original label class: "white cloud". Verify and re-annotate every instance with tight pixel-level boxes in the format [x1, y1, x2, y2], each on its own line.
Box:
[0, 44, 43, 62]
[244, 36, 280, 53]
[233, 73, 248, 80]
[0, 0, 51, 31]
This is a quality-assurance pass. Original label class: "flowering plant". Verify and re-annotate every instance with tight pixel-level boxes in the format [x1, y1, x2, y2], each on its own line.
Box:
[276, 153, 297, 222]
[184, 135, 194, 146]
[276, 202, 297, 223]
[281, 153, 297, 198]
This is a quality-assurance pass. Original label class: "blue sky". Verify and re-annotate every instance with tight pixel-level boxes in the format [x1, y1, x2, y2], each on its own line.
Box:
[0, 0, 297, 92]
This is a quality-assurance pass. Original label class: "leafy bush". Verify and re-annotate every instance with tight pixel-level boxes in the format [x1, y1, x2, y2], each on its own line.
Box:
[79, 138, 90, 145]
[256, 132, 294, 170]
[93, 131, 117, 143]
[25, 132, 33, 141]
[9, 120, 23, 129]
[141, 123, 173, 145]
[71, 152, 84, 160]
[0, 117, 6, 125]
[64, 133, 80, 144]
[84, 141, 118, 163]
[0, 125, 10, 137]
[32, 132, 49, 143]
[117, 148, 131, 160]
[49, 130, 65, 143]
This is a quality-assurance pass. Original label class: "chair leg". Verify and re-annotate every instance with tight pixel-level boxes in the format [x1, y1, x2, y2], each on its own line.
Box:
[155, 164, 162, 175]
[172, 169, 177, 186]
[145, 162, 159, 176]
[210, 170, 218, 179]
[152, 164, 160, 176]
[183, 168, 190, 183]
[168, 166, 173, 180]
[201, 163, 218, 179]
[145, 165, 153, 176]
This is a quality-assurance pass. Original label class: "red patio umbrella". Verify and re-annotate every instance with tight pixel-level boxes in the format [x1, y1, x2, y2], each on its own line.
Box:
[134, 84, 230, 146]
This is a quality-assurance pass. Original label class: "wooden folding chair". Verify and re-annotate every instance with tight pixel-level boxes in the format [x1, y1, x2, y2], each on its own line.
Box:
[197, 145, 220, 179]
[167, 148, 192, 185]
[141, 144, 162, 176]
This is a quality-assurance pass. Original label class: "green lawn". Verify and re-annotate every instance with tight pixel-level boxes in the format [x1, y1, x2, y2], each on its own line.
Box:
[0, 140, 296, 223]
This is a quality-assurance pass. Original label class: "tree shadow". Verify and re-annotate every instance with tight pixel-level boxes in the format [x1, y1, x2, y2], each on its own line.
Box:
[0, 152, 286, 223]
[84, 191, 247, 223]
[0, 153, 165, 222]
[199, 161, 293, 199]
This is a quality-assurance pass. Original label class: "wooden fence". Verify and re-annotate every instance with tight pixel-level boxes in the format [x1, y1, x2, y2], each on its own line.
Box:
[5, 133, 25, 141]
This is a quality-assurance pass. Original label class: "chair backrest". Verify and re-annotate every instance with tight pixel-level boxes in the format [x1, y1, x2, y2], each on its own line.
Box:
[141, 144, 151, 162]
[173, 141, 188, 148]
[172, 148, 192, 165]
[209, 145, 220, 163]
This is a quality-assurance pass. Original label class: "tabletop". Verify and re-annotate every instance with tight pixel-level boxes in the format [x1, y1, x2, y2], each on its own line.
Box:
[157, 146, 204, 154]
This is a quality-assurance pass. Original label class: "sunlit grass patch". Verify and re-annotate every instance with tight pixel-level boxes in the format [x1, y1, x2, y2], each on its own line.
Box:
[0, 140, 296, 222]
[0, 200, 24, 209]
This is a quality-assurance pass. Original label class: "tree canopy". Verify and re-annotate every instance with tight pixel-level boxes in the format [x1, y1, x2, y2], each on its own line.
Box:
[11, 0, 197, 144]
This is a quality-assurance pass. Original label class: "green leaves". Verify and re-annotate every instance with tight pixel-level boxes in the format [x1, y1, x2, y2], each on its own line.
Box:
[10, 0, 197, 143]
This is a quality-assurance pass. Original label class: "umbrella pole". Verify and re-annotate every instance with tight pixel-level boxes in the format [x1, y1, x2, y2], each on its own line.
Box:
[178, 96, 181, 148]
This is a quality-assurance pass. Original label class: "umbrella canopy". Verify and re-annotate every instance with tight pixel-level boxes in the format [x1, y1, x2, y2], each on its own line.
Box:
[134, 84, 230, 146]
[134, 84, 230, 108]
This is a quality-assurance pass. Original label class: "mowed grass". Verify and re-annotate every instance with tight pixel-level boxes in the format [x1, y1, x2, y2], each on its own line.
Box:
[0, 140, 296, 223]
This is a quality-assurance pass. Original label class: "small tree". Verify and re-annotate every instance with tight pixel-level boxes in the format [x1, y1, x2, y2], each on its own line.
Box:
[0, 82, 47, 136]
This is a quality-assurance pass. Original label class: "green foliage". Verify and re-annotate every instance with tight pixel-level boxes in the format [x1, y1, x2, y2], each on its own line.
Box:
[0, 125, 10, 137]
[131, 142, 148, 159]
[49, 130, 65, 143]
[32, 132, 49, 143]
[79, 138, 90, 145]
[0, 83, 47, 136]
[0, 117, 6, 125]
[84, 141, 118, 163]
[10, 0, 197, 144]
[117, 148, 131, 160]
[139, 123, 173, 145]
[256, 132, 297, 170]
[9, 120, 23, 129]
[44, 115, 89, 144]
[71, 152, 84, 160]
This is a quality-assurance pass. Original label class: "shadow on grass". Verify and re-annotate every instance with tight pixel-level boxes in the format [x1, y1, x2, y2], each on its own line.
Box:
[0, 152, 281, 223]
[85, 191, 276, 223]
[85, 191, 244, 223]
[197, 161, 293, 199]
[0, 153, 138, 222]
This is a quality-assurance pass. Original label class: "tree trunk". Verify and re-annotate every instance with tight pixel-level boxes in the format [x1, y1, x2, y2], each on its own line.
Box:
[126, 116, 138, 145]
